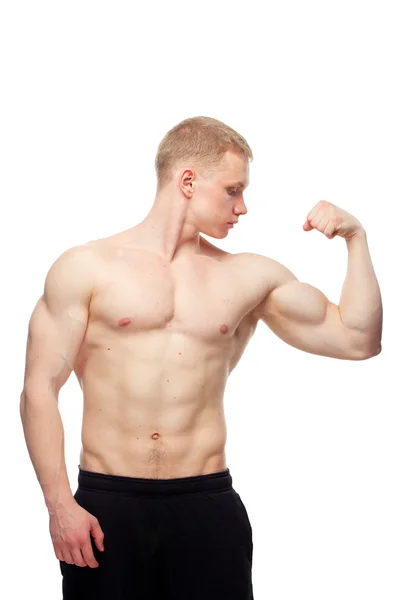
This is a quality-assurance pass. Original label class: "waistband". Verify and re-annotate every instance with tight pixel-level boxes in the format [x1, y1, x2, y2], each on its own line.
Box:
[77, 466, 233, 496]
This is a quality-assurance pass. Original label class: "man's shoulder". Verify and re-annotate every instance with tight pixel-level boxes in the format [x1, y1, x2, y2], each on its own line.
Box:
[225, 252, 298, 301]
[41, 244, 99, 310]
[70, 233, 123, 264]
[51, 242, 99, 269]
[47, 243, 104, 294]
[223, 250, 286, 273]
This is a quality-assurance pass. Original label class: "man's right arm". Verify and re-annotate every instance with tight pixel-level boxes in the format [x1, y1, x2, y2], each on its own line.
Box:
[20, 246, 95, 513]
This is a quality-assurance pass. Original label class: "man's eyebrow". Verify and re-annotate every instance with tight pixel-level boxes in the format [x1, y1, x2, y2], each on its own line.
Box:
[228, 181, 247, 188]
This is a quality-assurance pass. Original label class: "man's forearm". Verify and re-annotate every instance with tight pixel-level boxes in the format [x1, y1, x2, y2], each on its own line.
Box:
[339, 229, 383, 352]
[20, 392, 74, 513]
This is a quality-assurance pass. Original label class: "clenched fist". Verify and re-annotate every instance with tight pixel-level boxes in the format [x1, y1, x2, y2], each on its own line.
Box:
[303, 200, 364, 240]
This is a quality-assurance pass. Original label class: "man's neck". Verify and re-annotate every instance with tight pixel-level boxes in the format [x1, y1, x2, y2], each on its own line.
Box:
[134, 196, 202, 262]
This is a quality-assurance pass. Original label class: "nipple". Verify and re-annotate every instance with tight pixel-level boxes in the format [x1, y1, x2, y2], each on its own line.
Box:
[118, 317, 132, 327]
[219, 324, 229, 334]
[151, 432, 161, 440]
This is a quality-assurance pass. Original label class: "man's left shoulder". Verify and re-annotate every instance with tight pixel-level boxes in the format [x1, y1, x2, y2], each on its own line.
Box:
[225, 251, 283, 273]
[226, 253, 299, 303]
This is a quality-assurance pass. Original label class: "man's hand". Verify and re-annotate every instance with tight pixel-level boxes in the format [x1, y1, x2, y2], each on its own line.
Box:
[303, 200, 364, 240]
[49, 498, 104, 568]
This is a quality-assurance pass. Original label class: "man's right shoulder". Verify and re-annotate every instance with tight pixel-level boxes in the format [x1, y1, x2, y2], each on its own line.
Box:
[53, 242, 100, 268]
[45, 244, 100, 298]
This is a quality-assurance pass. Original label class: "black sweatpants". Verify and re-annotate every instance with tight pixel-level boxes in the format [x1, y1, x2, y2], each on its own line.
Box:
[59, 466, 253, 599]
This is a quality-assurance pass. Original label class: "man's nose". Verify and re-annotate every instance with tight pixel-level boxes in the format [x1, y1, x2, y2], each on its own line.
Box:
[235, 198, 248, 216]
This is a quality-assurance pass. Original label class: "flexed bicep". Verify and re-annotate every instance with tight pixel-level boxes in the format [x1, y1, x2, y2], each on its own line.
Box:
[256, 279, 372, 361]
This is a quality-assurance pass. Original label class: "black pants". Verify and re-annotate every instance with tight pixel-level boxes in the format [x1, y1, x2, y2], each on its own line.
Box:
[60, 466, 253, 599]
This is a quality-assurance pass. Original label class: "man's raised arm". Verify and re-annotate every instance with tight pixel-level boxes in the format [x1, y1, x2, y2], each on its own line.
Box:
[253, 201, 382, 360]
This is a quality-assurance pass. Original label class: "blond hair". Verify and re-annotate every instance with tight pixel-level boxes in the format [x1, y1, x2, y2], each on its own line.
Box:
[155, 116, 253, 191]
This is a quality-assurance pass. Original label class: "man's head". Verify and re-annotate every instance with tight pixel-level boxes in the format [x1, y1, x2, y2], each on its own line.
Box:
[154, 116, 253, 239]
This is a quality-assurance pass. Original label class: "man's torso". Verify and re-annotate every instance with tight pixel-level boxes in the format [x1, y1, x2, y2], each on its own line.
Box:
[73, 229, 274, 478]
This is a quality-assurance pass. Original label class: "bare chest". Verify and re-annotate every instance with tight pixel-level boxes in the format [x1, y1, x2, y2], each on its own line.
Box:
[88, 250, 266, 343]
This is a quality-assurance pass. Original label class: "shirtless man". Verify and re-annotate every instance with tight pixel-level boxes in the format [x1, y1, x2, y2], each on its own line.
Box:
[20, 116, 382, 599]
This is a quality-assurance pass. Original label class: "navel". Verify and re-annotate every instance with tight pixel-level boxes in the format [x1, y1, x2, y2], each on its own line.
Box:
[219, 324, 229, 335]
[118, 317, 132, 327]
[151, 432, 161, 440]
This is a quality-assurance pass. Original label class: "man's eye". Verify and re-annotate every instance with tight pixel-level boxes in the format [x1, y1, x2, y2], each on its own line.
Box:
[228, 189, 238, 196]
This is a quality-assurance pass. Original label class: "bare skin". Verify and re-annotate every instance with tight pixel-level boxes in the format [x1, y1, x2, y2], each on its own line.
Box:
[75, 233, 268, 479]
[20, 150, 382, 567]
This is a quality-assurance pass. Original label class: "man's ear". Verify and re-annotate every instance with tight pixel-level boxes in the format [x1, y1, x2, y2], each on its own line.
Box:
[179, 168, 196, 199]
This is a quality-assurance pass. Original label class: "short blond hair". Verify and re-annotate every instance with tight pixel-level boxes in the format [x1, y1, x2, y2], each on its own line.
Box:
[155, 116, 253, 191]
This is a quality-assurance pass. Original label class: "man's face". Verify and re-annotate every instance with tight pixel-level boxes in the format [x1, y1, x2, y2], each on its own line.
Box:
[189, 150, 250, 239]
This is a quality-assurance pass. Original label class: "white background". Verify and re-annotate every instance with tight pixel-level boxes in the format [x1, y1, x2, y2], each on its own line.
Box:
[1, 1, 398, 598]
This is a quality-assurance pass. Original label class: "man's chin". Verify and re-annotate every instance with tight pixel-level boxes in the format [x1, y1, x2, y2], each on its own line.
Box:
[201, 226, 229, 240]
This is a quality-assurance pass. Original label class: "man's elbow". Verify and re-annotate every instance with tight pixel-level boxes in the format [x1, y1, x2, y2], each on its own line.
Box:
[351, 344, 382, 361]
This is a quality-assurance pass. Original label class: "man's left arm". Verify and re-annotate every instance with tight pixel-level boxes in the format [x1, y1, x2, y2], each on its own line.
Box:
[254, 201, 383, 361]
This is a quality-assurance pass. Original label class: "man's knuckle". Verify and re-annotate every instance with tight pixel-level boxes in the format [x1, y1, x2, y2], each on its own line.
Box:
[77, 535, 87, 545]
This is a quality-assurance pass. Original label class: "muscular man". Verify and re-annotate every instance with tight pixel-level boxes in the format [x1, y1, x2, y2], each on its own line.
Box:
[20, 116, 382, 599]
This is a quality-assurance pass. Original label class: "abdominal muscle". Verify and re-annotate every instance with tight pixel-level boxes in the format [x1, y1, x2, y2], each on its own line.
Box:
[77, 330, 230, 479]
